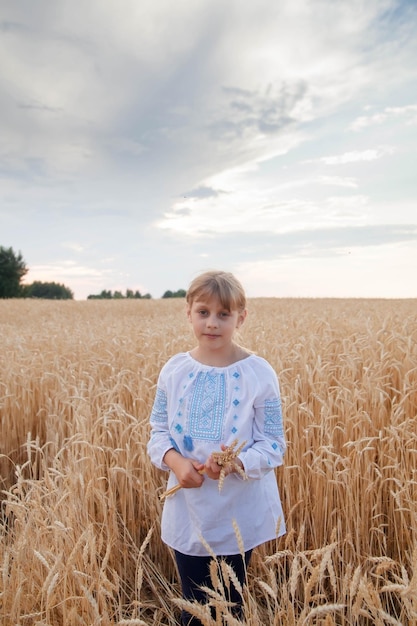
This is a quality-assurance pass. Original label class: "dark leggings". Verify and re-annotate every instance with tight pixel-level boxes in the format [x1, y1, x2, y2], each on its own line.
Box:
[174, 549, 252, 626]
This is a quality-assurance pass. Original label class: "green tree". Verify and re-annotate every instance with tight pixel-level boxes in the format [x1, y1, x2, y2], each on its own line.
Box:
[0, 246, 28, 298]
[162, 289, 186, 298]
[24, 281, 74, 299]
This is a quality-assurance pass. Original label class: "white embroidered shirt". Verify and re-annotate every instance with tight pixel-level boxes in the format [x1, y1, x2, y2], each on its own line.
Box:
[147, 352, 286, 556]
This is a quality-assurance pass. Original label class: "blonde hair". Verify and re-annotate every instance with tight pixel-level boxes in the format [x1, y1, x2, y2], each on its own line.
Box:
[186, 271, 247, 312]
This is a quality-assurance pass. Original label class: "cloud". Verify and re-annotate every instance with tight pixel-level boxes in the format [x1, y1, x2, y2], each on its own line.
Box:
[208, 82, 304, 141]
[185, 224, 417, 261]
[61, 242, 85, 253]
[3, 0, 403, 191]
[304, 147, 395, 165]
[317, 176, 358, 188]
[157, 189, 374, 236]
[23, 262, 107, 290]
[351, 104, 417, 131]
[185, 186, 224, 199]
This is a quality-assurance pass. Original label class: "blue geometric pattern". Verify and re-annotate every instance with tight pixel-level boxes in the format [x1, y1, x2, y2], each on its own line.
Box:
[169, 437, 180, 453]
[264, 398, 284, 436]
[150, 387, 167, 423]
[183, 435, 194, 451]
[188, 371, 225, 441]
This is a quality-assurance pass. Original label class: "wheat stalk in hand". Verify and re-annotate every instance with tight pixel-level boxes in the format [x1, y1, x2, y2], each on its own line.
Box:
[159, 439, 247, 501]
[211, 438, 247, 491]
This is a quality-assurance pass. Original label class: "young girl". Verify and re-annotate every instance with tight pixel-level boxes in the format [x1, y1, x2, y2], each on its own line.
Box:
[147, 271, 286, 625]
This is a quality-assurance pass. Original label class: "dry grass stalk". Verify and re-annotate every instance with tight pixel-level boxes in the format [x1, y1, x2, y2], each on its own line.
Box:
[172, 597, 213, 625]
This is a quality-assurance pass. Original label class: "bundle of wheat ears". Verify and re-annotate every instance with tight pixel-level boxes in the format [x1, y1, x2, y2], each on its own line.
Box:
[159, 439, 247, 501]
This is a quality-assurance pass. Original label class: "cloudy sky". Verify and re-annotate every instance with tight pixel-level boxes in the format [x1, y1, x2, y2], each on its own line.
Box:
[1, 0, 416, 299]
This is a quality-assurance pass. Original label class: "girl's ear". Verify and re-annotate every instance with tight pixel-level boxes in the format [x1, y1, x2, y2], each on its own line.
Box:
[237, 309, 247, 328]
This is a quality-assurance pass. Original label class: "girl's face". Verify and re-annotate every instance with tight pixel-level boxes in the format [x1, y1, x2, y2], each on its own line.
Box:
[187, 295, 246, 351]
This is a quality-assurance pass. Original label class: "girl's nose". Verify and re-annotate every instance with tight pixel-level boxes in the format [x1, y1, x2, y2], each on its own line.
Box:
[207, 314, 219, 327]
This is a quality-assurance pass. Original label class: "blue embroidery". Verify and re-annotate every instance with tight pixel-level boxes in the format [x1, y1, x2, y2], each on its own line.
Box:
[150, 388, 167, 423]
[169, 437, 180, 453]
[183, 435, 194, 451]
[233, 372, 240, 378]
[233, 399, 240, 407]
[188, 371, 225, 441]
[175, 423, 183, 433]
[264, 398, 284, 436]
[232, 426, 237, 434]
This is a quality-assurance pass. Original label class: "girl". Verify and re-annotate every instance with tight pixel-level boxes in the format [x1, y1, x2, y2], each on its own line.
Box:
[147, 270, 286, 625]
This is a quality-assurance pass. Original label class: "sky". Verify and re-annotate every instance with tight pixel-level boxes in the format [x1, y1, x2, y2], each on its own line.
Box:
[1, 0, 416, 300]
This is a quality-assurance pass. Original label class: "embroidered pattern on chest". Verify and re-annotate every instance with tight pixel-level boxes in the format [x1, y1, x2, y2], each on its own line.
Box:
[188, 371, 226, 441]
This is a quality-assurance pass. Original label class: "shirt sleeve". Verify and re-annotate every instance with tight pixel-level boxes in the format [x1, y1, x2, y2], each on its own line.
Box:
[147, 371, 175, 471]
[238, 361, 286, 480]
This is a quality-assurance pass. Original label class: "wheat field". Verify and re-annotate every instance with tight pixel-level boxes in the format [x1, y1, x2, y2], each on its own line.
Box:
[0, 298, 416, 625]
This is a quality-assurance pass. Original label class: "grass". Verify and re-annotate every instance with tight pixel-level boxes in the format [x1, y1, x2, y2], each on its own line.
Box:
[0, 297, 416, 625]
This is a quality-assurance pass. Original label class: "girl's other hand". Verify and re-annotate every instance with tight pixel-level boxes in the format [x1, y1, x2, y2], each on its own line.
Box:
[205, 443, 244, 480]
[204, 454, 223, 480]
[205, 444, 229, 480]
[163, 449, 204, 489]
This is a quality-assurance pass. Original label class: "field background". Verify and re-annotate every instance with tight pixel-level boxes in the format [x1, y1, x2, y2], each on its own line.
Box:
[0, 298, 416, 625]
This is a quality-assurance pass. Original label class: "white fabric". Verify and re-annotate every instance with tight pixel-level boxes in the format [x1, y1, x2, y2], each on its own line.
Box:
[147, 352, 286, 556]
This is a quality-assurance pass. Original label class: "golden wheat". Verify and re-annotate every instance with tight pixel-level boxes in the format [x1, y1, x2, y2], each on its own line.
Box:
[0, 297, 416, 624]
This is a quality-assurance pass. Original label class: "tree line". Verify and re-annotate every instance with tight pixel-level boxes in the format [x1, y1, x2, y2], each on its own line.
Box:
[0, 246, 185, 300]
[87, 289, 151, 300]
[87, 289, 185, 299]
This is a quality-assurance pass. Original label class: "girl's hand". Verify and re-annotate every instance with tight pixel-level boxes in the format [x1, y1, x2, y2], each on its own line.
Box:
[163, 449, 205, 489]
[204, 444, 244, 480]
[204, 455, 223, 480]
